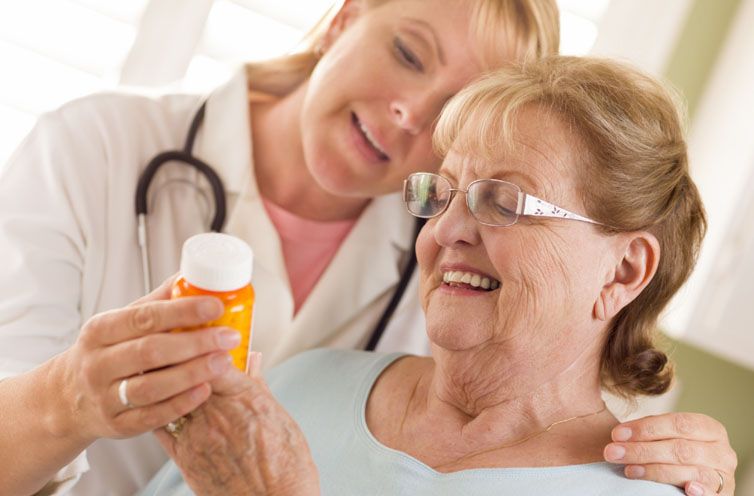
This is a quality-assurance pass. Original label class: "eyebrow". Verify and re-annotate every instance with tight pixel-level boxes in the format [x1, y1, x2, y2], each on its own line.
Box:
[403, 18, 446, 65]
[492, 170, 540, 193]
[438, 168, 541, 195]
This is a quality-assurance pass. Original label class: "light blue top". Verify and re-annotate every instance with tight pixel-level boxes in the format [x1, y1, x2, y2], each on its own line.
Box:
[142, 349, 682, 495]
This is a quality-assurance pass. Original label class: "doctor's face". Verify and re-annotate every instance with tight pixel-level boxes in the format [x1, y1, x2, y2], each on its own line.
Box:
[299, 0, 492, 199]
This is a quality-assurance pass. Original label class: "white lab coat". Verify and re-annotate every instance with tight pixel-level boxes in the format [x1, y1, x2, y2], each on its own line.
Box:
[0, 68, 427, 495]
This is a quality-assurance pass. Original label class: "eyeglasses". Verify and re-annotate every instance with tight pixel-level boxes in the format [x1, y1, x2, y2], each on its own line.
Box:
[402, 172, 601, 227]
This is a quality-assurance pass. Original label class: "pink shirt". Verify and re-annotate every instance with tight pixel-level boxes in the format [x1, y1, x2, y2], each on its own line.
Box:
[262, 198, 357, 314]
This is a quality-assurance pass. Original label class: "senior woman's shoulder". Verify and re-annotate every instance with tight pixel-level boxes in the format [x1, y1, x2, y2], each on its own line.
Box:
[265, 349, 406, 384]
[558, 463, 684, 495]
[265, 349, 406, 400]
[471, 463, 683, 495]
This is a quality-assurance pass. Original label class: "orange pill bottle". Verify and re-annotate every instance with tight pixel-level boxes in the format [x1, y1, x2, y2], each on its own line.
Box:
[171, 233, 255, 372]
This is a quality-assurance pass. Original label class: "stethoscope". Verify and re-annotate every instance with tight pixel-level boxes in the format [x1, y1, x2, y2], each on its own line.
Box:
[134, 102, 423, 351]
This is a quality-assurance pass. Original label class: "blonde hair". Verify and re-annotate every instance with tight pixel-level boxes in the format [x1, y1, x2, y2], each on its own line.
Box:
[434, 56, 707, 398]
[245, 0, 560, 95]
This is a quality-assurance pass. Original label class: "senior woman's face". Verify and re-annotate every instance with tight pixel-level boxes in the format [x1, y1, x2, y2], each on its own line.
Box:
[416, 108, 620, 366]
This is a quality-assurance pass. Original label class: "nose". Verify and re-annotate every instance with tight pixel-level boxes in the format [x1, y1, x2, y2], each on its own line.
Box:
[430, 191, 480, 248]
[389, 90, 442, 135]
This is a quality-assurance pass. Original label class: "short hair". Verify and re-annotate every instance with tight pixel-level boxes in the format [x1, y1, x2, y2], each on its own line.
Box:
[244, 0, 560, 96]
[434, 56, 707, 398]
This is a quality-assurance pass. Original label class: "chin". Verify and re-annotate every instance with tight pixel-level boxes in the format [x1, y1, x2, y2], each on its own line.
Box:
[426, 321, 485, 352]
[307, 158, 374, 198]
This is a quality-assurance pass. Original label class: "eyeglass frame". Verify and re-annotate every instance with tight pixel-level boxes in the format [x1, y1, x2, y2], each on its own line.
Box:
[402, 172, 601, 227]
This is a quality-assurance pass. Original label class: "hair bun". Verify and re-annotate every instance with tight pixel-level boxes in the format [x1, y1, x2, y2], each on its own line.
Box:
[619, 347, 673, 396]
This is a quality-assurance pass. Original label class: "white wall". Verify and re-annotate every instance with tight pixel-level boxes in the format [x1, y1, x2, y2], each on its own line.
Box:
[661, 0, 754, 371]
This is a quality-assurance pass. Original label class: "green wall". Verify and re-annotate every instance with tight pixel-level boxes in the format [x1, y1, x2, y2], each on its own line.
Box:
[664, 0, 743, 118]
[661, 0, 753, 478]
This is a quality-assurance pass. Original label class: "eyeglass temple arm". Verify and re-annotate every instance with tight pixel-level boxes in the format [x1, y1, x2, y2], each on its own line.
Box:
[517, 192, 599, 225]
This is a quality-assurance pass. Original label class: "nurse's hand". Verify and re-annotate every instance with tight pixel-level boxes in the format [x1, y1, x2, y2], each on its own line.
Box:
[603, 413, 737, 496]
[154, 353, 320, 496]
[53, 276, 240, 443]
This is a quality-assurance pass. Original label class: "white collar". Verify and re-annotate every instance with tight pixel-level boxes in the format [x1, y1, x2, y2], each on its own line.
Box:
[195, 67, 252, 195]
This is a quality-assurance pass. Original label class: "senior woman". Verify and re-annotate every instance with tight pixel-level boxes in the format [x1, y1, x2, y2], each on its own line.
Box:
[143, 56, 725, 496]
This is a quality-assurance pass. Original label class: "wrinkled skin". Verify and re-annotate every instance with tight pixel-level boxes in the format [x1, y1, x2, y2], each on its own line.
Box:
[155, 356, 320, 496]
[605, 413, 738, 496]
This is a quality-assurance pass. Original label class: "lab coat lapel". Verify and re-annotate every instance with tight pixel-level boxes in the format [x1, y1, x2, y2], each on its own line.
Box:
[283, 193, 415, 355]
[197, 66, 288, 275]
[197, 67, 252, 197]
[197, 66, 292, 284]
[194, 67, 296, 358]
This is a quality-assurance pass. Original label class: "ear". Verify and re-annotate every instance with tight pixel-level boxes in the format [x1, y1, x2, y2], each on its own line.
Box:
[320, 0, 364, 52]
[593, 232, 661, 322]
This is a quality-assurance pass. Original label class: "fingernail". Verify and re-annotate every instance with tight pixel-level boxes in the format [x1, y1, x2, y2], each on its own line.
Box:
[613, 426, 632, 441]
[687, 481, 704, 496]
[210, 353, 232, 373]
[199, 299, 222, 319]
[217, 330, 241, 349]
[605, 444, 626, 461]
[625, 465, 645, 479]
[248, 351, 263, 377]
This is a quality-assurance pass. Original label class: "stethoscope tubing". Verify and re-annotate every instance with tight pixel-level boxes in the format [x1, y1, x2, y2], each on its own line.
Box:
[134, 101, 421, 349]
[134, 102, 226, 293]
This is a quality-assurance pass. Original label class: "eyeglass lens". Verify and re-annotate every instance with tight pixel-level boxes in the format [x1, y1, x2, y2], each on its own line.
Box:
[404, 173, 521, 227]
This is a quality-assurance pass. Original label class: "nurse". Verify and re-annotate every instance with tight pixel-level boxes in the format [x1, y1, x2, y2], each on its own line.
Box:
[0, 1, 737, 495]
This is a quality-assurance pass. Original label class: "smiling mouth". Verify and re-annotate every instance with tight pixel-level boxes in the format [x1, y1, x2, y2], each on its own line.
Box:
[352, 113, 389, 161]
[442, 270, 500, 291]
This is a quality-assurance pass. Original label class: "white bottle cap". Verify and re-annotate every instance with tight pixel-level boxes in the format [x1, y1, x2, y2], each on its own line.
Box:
[180, 233, 253, 292]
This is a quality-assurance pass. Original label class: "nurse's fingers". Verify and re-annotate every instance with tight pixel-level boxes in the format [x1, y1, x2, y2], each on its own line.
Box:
[604, 439, 733, 471]
[113, 383, 211, 438]
[612, 412, 727, 443]
[621, 464, 732, 496]
[685, 476, 733, 496]
[110, 352, 232, 414]
[80, 296, 224, 347]
[128, 274, 179, 307]
[95, 327, 241, 379]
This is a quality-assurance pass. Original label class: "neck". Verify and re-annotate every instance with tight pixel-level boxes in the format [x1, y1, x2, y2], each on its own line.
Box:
[418, 337, 612, 450]
[249, 82, 370, 221]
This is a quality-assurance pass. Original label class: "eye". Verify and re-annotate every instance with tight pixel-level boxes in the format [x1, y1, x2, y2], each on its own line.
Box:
[494, 203, 517, 217]
[393, 37, 424, 71]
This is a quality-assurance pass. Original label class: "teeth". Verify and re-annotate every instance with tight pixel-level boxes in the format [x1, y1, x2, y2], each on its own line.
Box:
[441, 270, 500, 290]
[358, 121, 387, 156]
